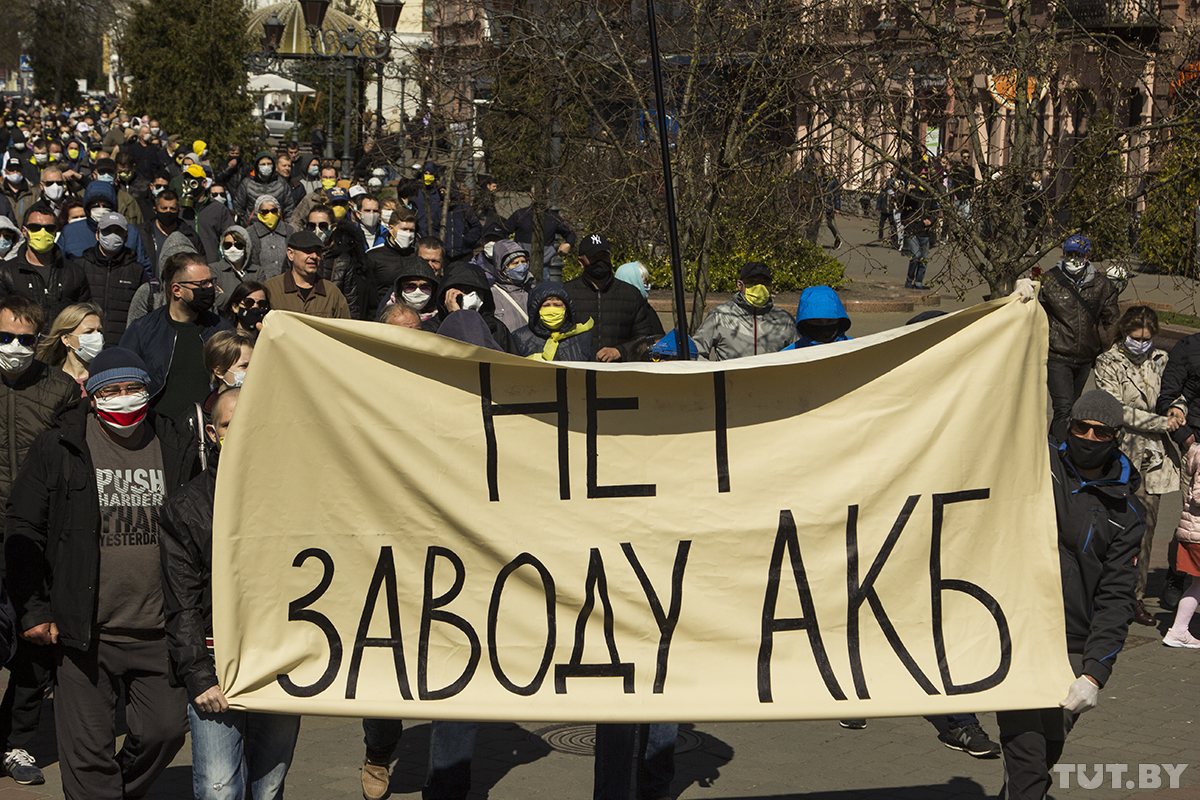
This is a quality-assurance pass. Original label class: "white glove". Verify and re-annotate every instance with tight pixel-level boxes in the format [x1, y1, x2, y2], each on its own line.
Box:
[1060, 676, 1099, 714]
[1011, 278, 1038, 303]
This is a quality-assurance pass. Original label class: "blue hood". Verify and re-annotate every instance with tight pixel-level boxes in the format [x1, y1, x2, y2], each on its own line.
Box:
[785, 286, 851, 349]
[82, 180, 117, 232]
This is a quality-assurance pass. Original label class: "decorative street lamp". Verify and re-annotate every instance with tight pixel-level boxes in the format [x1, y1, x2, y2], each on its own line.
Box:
[246, 0, 403, 178]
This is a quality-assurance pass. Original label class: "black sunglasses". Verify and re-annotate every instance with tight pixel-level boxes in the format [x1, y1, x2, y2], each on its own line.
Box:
[305, 221, 332, 232]
[1069, 419, 1118, 442]
[0, 331, 40, 347]
[240, 298, 270, 310]
[26, 223, 57, 234]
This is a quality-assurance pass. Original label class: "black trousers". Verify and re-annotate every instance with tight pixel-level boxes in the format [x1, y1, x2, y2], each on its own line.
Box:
[54, 637, 187, 800]
[995, 653, 1083, 800]
[0, 638, 54, 751]
[1047, 357, 1092, 442]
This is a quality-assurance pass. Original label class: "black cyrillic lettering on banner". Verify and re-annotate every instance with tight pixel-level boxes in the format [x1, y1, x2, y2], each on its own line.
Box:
[930, 489, 1011, 695]
[277, 548, 343, 698]
[714, 373, 730, 493]
[346, 546, 412, 700]
[759, 511, 846, 703]
[621, 540, 691, 693]
[480, 363, 570, 501]
[418, 546, 482, 700]
[554, 548, 635, 693]
[845, 498, 939, 700]
[487, 553, 556, 696]
[586, 371, 656, 498]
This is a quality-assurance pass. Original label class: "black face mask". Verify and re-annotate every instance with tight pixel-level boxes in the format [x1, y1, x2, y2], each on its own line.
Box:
[187, 285, 216, 313]
[238, 307, 267, 329]
[583, 258, 612, 283]
[156, 210, 178, 228]
[1066, 435, 1117, 472]
[798, 321, 841, 344]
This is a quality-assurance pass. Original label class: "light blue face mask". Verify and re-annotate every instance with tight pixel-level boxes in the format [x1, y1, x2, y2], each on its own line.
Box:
[504, 262, 530, 283]
[0, 237, 13, 256]
[96, 173, 115, 184]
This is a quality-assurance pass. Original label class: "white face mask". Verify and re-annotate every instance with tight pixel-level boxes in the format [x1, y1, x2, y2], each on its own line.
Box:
[391, 229, 415, 249]
[4, 172, 23, 185]
[224, 245, 245, 263]
[1125, 336, 1153, 357]
[483, 241, 496, 259]
[0, 340, 35, 374]
[401, 288, 431, 310]
[90, 207, 110, 223]
[222, 370, 246, 388]
[43, 183, 64, 202]
[94, 390, 150, 435]
[361, 212, 380, 230]
[72, 331, 104, 363]
[460, 291, 483, 311]
[258, 163, 273, 178]
[1064, 256, 1087, 276]
[380, 209, 393, 225]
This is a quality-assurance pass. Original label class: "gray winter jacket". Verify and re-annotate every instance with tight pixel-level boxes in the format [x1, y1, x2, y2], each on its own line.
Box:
[693, 293, 797, 361]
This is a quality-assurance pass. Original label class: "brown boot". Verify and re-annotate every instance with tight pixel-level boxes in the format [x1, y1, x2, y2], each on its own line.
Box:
[361, 760, 390, 800]
[1134, 599, 1155, 626]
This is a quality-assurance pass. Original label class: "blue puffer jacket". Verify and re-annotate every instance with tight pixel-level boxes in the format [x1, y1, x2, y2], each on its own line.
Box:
[58, 181, 150, 270]
[784, 286, 852, 349]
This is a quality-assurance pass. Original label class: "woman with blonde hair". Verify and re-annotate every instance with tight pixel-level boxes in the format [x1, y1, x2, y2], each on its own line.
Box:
[36, 302, 105, 396]
[203, 329, 255, 396]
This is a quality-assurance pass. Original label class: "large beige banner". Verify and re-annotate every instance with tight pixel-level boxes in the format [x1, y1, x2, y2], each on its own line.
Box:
[213, 296, 1075, 721]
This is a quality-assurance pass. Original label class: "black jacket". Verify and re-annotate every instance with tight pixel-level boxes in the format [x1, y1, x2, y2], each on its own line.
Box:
[136, 220, 203, 276]
[1039, 264, 1120, 365]
[74, 245, 149, 346]
[511, 282, 593, 362]
[159, 461, 217, 698]
[1048, 440, 1142, 688]
[1157, 331, 1200, 446]
[0, 245, 92, 333]
[564, 273, 661, 361]
[4, 404, 200, 650]
[365, 241, 419, 303]
[321, 221, 371, 320]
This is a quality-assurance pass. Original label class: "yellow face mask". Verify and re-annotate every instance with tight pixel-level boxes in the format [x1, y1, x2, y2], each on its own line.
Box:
[27, 229, 56, 253]
[423, 173, 435, 186]
[743, 283, 770, 307]
[539, 306, 566, 331]
[321, 178, 337, 191]
[332, 205, 347, 220]
[257, 210, 280, 229]
[67, 148, 79, 159]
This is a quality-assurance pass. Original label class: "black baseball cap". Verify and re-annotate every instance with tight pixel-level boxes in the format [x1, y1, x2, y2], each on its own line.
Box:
[739, 262, 772, 282]
[578, 233, 611, 261]
[287, 230, 324, 251]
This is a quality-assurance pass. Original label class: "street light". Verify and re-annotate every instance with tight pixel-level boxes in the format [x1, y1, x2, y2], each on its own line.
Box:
[262, 13, 286, 51]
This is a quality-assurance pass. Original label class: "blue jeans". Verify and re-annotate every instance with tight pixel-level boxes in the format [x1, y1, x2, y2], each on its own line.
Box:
[188, 704, 300, 800]
[425, 721, 477, 800]
[906, 235, 930, 285]
[594, 723, 677, 800]
[362, 718, 403, 764]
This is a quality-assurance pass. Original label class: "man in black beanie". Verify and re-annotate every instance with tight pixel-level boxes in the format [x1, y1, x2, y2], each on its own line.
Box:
[996, 389, 1141, 799]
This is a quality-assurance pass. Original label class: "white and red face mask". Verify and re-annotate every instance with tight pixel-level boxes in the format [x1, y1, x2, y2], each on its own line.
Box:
[94, 391, 150, 435]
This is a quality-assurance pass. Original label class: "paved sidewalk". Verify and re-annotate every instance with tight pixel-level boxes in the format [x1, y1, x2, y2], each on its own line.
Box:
[2, 218, 1198, 799]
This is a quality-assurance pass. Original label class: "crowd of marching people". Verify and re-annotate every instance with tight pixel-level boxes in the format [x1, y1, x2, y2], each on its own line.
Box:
[0, 94, 1193, 800]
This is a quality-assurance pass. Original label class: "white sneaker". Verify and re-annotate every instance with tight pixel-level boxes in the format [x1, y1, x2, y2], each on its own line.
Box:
[1162, 630, 1200, 649]
[3, 749, 45, 785]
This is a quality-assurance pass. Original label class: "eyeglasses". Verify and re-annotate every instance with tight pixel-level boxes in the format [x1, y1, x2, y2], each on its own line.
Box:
[306, 222, 331, 232]
[240, 298, 269, 310]
[43, 180, 63, 187]
[26, 223, 57, 233]
[177, 278, 216, 289]
[259, 208, 278, 215]
[221, 241, 241, 249]
[0, 331, 40, 347]
[1069, 419, 1118, 442]
[95, 383, 146, 399]
[402, 281, 431, 292]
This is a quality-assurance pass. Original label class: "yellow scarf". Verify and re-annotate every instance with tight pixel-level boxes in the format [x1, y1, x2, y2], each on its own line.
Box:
[527, 317, 595, 362]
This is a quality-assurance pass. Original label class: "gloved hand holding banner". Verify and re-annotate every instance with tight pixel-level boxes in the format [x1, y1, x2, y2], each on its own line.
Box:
[213, 296, 1074, 721]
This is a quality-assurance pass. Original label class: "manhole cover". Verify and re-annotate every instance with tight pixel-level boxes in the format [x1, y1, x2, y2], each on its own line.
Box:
[531, 724, 705, 757]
